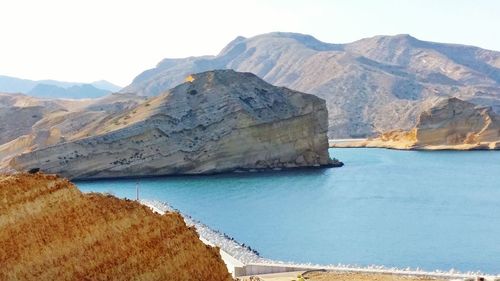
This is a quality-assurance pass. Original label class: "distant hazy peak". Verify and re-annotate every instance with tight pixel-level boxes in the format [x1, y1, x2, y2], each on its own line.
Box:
[0, 75, 121, 98]
[90, 80, 122, 92]
[28, 83, 110, 99]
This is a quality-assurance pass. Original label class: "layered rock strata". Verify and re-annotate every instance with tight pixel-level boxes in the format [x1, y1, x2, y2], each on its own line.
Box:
[11, 70, 339, 179]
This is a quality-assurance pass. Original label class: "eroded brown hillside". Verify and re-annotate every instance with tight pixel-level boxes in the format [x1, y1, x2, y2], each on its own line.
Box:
[0, 173, 232, 281]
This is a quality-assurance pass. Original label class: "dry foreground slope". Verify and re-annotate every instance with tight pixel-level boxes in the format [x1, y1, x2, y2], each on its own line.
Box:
[0, 173, 232, 281]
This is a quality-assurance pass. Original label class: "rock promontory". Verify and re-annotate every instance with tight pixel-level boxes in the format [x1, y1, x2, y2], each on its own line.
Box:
[11, 70, 339, 179]
[332, 98, 500, 150]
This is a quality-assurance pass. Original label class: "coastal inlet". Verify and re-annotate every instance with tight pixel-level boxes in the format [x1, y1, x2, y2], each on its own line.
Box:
[77, 148, 500, 275]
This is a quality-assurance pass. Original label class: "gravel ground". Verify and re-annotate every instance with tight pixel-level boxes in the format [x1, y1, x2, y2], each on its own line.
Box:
[303, 271, 449, 281]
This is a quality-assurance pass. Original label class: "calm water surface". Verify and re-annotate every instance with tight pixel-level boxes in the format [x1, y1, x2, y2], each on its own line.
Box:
[77, 148, 500, 273]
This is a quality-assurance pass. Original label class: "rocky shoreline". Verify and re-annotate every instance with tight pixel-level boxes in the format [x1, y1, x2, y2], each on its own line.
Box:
[140, 199, 266, 264]
[330, 98, 500, 151]
[330, 139, 500, 151]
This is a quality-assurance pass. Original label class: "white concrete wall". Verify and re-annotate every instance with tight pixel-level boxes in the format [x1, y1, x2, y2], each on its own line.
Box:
[240, 264, 316, 276]
[199, 237, 245, 277]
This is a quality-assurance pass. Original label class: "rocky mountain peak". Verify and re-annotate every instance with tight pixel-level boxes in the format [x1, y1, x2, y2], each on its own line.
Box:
[350, 33, 419, 47]
[431, 96, 474, 109]
[217, 36, 247, 57]
[249, 32, 342, 51]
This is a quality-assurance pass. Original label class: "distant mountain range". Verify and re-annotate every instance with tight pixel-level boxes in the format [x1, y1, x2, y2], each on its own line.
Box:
[122, 32, 500, 138]
[0, 75, 121, 99]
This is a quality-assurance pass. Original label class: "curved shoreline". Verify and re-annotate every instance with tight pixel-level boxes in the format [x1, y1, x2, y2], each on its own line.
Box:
[140, 199, 265, 264]
[140, 199, 498, 280]
[70, 163, 343, 182]
[329, 139, 500, 151]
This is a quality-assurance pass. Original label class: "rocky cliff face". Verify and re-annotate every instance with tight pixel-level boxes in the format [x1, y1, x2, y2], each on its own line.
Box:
[0, 173, 232, 281]
[10, 70, 337, 179]
[121, 32, 500, 138]
[333, 98, 500, 150]
[416, 98, 500, 146]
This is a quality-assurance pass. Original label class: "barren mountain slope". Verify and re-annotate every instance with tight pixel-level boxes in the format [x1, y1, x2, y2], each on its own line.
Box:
[122, 32, 500, 137]
[0, 93, 67, 144]
[0, 93, 147, 170]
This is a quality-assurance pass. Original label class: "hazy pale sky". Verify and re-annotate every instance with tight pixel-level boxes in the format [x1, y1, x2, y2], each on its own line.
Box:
[0, 0, 498, 86]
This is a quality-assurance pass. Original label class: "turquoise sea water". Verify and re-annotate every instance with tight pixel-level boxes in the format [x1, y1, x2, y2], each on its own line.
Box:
[76, 148, 500, 273]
